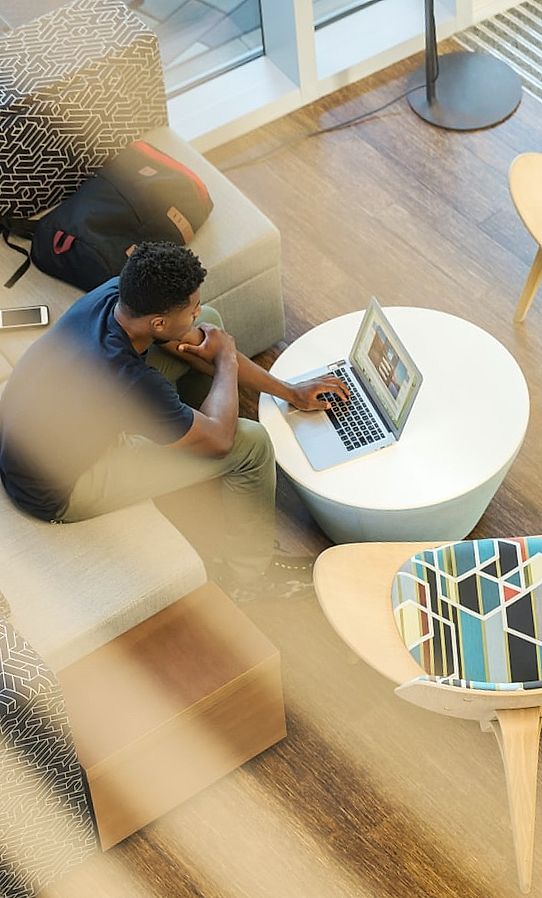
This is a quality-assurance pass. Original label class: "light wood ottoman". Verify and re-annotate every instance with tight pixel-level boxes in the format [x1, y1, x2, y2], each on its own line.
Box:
[59, 582, 286, 850]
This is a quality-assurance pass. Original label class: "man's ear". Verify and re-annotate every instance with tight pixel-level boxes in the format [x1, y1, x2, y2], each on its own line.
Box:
[150, 315, 167, 335]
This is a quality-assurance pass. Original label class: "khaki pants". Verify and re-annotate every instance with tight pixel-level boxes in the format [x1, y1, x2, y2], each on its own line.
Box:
[62, 306, 277, 580]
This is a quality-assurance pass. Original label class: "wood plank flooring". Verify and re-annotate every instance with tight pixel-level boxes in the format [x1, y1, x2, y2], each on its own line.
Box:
[45, 43, 542, 898]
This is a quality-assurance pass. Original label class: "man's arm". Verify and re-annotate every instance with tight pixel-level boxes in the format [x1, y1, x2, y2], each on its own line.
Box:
[164, 325, 350, 411]
[235, 353, 350, 410]
[168, 329, 239, 456]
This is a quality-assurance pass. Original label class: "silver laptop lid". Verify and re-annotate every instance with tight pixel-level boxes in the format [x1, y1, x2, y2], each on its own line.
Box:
[348, 297, 423, 439]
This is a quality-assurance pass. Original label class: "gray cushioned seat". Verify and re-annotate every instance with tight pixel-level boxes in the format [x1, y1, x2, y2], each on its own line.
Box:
[0, 122, 283, 673]
[0, 486, 207, 672]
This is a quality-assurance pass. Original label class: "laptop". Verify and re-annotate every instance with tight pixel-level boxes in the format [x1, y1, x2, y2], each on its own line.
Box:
[273, 297, 423, 471]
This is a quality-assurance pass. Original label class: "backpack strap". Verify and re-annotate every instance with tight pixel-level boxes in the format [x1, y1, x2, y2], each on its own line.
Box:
[0, 216, 37, 288]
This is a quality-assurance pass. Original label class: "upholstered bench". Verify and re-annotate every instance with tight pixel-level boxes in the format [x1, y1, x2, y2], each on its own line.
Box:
[0, 3, 286, 890]
[0, 118, 287, 886]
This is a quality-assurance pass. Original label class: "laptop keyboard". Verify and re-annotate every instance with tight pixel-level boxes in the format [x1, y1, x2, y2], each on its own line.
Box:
[319, 366, 386, 452]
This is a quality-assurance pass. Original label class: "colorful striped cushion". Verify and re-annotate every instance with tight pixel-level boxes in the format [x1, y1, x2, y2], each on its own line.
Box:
[391, 537, 542, 691]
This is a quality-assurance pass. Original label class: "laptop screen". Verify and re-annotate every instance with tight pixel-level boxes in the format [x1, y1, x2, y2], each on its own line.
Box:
[350, 298, 422, 434]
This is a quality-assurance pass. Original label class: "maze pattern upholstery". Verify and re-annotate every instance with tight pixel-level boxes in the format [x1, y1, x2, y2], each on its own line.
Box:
[0, 0, 168, 217]
[392, 537, 542, 690]
[0, 618, 97, 898]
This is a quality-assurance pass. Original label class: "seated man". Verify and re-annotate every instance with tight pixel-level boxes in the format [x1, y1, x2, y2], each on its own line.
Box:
[0, 242, 348, 598]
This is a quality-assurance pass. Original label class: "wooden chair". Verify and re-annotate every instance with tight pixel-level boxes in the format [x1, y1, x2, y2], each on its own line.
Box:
[313, 539, 542, 893]
[509, 153, 542, 322]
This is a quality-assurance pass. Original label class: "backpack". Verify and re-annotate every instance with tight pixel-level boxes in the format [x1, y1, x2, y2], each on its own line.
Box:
[0, 139, 214, 291]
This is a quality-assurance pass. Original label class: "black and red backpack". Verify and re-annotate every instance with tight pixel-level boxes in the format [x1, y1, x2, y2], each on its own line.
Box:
[0, 139, 214, 291]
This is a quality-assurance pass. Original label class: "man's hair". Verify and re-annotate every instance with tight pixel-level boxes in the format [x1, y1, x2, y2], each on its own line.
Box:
[118, 242, 207, 316]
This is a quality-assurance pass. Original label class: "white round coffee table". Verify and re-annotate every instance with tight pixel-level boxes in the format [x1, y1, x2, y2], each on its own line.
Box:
[258, 307, 530, 542]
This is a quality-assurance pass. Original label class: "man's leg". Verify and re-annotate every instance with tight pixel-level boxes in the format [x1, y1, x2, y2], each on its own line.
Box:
[61, 419, 276, 581]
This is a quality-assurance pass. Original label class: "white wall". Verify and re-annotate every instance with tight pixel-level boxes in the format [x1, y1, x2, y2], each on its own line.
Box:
[472, 0, 522, 21]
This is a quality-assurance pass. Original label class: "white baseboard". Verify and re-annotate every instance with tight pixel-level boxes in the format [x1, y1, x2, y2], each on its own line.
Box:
[472, 0, 524, 23]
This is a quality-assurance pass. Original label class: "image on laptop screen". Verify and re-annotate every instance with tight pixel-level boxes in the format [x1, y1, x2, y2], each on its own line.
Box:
[350, 299, 422, 433]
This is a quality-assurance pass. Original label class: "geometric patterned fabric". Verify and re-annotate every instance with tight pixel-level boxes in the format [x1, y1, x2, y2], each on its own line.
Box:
[391, 537, 542, 691]
[0, 0, 168, 218]
[0, 619, 98, 898]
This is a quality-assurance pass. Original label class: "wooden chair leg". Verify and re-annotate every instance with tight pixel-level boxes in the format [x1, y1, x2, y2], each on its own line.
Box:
[515, 246, 542, 322]
[487, 707, 542, 893]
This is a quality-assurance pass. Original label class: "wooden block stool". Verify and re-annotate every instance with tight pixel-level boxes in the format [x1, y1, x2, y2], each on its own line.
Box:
[58, 583, 286, 849]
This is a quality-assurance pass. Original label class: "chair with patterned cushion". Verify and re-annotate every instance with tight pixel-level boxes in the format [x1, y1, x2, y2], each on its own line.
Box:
[313, 537, 542, 894]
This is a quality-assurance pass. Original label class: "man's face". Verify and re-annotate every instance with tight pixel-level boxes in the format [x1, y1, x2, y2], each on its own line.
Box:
[151, 289, 201, 342]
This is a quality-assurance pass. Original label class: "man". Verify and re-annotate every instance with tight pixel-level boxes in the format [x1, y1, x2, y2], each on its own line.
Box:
[0, 242, 348, 598]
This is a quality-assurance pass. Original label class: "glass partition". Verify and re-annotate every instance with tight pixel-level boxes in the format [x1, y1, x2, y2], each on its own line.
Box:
[313, 0, 384, 29]
[131, 0, 264, 96]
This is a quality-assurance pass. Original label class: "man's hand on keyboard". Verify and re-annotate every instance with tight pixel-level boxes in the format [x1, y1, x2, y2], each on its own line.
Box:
[288, 375, 350, 411]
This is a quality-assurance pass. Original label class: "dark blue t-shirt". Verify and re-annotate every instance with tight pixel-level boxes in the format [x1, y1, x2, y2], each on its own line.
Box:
[0, 278, 194, 520]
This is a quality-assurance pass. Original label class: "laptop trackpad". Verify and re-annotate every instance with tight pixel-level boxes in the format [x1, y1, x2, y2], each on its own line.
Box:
[289, 410, 346, 470]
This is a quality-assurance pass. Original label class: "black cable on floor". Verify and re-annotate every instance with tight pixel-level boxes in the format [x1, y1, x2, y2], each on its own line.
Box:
[219, 79, 433, 173]
[219, 8, 439, 173]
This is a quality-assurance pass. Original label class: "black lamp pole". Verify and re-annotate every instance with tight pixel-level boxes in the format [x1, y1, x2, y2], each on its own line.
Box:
[424, 0, 437, 104]
[408, 0, 522, 130]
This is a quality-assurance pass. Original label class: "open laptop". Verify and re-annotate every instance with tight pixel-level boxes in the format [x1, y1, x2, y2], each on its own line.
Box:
[273, 297, 423, 471]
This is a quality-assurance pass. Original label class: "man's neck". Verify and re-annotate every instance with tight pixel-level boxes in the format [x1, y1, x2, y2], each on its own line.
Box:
[113, 303, 152, 354]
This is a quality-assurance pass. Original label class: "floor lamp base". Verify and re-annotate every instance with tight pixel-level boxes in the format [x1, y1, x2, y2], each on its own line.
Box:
[407, 51, 522, 130]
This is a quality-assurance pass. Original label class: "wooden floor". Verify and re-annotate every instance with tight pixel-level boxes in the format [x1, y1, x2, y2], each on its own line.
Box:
[46, 43, 542, 898]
